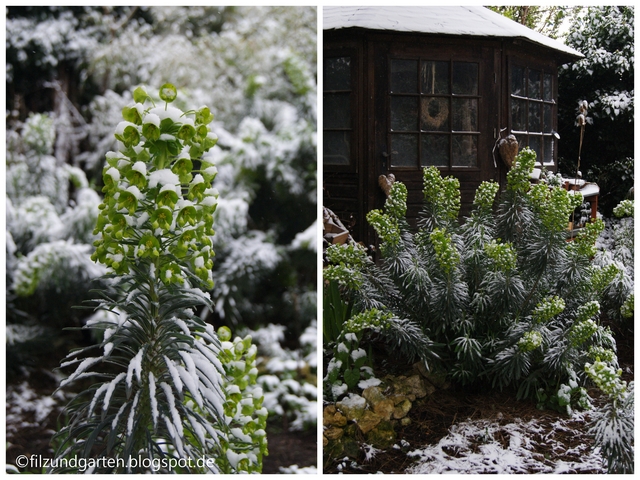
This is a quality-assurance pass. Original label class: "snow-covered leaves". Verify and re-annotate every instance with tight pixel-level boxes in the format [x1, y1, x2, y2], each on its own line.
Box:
[51, 87, 266, 473]
[246, 322, 317, 432]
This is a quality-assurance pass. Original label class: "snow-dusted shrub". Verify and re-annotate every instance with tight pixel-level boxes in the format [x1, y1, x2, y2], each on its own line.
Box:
[7, 113, 72, 215]
[52, 86, 266, 473]
[325, 148, 633, 470]
[585, 363, 634, 473]
[558, 7, 634, 215]
[325, 148, 623, 403]
[594, 199, 634, 323]
[6, 112, 104, 332]
[247, 322, 317, 432]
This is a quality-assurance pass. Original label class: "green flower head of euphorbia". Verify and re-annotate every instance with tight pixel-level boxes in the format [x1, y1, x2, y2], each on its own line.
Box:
[138, 233, 161, 259]
[103, 167, 121, 192]
[177, 122, 196, 142]
[142, 114, 161, 141]
[156, 187, 179, 210]
[150, 206, 173, 231]
[115, 121, 140, 148]
[160, 262, 184, 285]
[188, 175, 207, 202]
[117, 187, 140, 215]
[176, 204, 198, 227]
[92, 83, 220, 290]
[201, 161, 218, 182]
[108, 212, 130, 239]
[126, 162, 147, 189]
[172, 155, 193, 176]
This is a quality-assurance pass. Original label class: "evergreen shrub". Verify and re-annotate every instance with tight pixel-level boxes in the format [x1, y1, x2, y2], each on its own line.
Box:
[324, 148, 633, 472]
[52, 85, 267, 473]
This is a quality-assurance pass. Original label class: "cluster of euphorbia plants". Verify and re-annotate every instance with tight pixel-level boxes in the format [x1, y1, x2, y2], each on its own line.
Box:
[52, 84, 266, 473]
[324, 148, 633, 472]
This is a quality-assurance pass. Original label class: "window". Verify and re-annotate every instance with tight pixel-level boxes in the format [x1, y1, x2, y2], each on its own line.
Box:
[324, 56, 353, 166]
[388, 58, 480, 169]
[510, 64, 556, 165]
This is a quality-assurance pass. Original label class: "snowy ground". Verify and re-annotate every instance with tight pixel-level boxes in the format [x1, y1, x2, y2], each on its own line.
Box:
[405, 415, 604, 474]
[326, 381, 615, 475]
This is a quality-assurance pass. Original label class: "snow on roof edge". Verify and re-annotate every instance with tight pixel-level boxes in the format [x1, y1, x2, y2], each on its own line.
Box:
[323, 6, 583, 59]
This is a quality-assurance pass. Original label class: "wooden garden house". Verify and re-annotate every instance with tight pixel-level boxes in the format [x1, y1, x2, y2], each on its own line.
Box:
[323, 6, 583, 245]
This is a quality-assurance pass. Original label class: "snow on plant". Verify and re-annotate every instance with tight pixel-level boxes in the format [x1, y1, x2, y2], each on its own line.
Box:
[245, 322, 317, 432]
[7, 112, 104, 331]
[592, 198, 634, 323]
[324, 148, 623, 409]
[52, 85, 266, 473]
[585, 361, 634, 473]
[26, 8, 317, 335]
[325, 148, 633, 470]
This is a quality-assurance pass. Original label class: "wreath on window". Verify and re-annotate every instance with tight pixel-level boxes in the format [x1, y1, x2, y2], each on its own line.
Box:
[422, 97, 448, 130]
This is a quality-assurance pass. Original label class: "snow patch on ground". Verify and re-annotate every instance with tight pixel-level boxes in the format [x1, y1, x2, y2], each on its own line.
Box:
[278, 464, 318, 474]
[405, 416, 605, 474]
[6, 381, 61, 432]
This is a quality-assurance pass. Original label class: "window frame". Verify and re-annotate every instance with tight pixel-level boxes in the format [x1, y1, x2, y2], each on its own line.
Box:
[386, 55, 483, 171]
[323, 49, 358, 172]
[508, 59, 558, 167]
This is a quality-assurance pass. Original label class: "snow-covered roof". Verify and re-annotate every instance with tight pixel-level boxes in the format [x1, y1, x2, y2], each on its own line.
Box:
[324, 6, 583, 59]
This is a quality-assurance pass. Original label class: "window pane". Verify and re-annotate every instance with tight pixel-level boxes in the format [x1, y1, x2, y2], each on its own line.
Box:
[511, 65, 525, 96]
[543, 73, 552, 101]
[452, 135, 477, 167]
[324, 57, 351, 91]
[324, 93, 351, 129]
[543, 104, 553, 133]
[528, 102, 541, 132]
[452, 62, 478, 95]
[421, 61, 449, 94]
[390, 59, 418, 93]
[511, 98, 527, 131]
[421, 97, 449, 131]
[421, 134, 449, 167]
[452, 98, 477, 131]
[391, 96, 418, 131]
[390, 134, 418, 167]
[529, 135, 541, 161]
[528, 69, 541, 99]
[324, 131, 350, 165]
[543, 136, 554, 164]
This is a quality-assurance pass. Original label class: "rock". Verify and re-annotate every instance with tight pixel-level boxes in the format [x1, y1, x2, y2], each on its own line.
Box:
[362, 386, 386, 406]
[336, 393, 367, 421]
[323, 426, 344, 441]
[373, 399, 395, 420]
[324, 405, 337, 416]
[365, 420, 397, 449]
[389, 394, 408, 406]
[414, 362, 450, 390]
[393, 398, 412, 419]
[387, 374, 429, 400]
[323, 426, 345, 459]
[357, 410, 382, 434]
[323, 405, 347, 427]
[405, 374, 428, 399]
[400, 417, 412, 427]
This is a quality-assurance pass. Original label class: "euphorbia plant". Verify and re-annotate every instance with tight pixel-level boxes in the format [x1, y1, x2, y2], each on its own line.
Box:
[52, 84, 267, 473]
